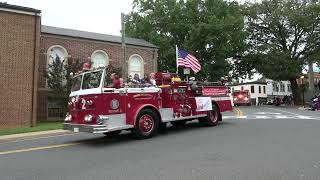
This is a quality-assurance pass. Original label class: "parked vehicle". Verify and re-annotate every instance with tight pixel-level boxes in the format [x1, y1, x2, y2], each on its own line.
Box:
[274, 96, 282, 106]
[266, 100, 274, 105]
[63, 66, 233, 139]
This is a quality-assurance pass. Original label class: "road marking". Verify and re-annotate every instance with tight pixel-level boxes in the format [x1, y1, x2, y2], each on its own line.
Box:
[233, 108, 240, 116]
[0, 142, 80, 155]
[223, 115, 246, 119]
[233, 107, 244, 117]
[239, 109, 244, 116]
[223, 116, 236, 119]
[255, 112, 281, 115]
[275, 115, 290, 119]
[266, 107, 320, 120]
[0, 133, 77, 145]
[255, 116, 269, 119]
[266, 107, 302, 116]
[296, 116, 317, 120]
[236, 116, 247, 119]
[223, 115, 319, 120]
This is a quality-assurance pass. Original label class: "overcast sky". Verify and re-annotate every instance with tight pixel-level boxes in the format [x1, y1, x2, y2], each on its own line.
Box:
[5, 0, 133, 36]
[5, 0, 250, 36]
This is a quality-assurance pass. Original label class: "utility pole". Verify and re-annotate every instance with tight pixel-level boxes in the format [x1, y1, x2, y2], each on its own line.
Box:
[308, 60, 314, 91]
[121, 13, 126, 81]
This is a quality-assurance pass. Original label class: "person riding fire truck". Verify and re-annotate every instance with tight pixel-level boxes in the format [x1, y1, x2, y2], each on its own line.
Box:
[63, 64, 233, 139]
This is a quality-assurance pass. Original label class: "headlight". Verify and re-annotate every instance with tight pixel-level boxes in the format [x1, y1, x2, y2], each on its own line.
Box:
[244, 97, 249, 101]
[234, 98, 237, 101]
[65, 113, 72, 122]
[84, 114, 93, 122]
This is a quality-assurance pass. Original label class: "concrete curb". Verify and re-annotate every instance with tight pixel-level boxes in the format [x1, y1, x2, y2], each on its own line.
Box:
[0, 130, 72, 143]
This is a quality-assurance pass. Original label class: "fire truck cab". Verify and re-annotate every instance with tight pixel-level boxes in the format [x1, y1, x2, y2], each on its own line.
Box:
[233, 90, 251, 106]
[63, 67, 233, 139]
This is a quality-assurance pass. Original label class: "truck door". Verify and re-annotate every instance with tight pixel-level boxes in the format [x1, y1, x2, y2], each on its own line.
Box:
[101, 74, 127, 117]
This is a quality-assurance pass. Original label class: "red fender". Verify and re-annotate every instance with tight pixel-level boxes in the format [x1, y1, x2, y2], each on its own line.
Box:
[127, 104, 161, 126]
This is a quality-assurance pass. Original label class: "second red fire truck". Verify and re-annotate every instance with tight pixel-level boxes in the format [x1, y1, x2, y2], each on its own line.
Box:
[232, 90, 251, 106]
[63, 66, 233, 139]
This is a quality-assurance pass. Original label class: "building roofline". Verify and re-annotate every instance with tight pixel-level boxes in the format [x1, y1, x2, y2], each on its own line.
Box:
[0, 2, 41, 13]
[41, 25, 158, 49]
[229, 81, 267, 86]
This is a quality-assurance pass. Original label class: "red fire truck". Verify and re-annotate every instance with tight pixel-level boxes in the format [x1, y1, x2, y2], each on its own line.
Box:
[232, 90, 251, 106]
[63, 67, 233, 139]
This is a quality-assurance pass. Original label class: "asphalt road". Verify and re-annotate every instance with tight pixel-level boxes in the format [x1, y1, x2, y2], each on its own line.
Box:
[0, 106, 320, 180]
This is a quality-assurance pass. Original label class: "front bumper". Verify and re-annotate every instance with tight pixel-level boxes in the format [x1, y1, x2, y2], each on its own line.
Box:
[63, 123, 108, 134]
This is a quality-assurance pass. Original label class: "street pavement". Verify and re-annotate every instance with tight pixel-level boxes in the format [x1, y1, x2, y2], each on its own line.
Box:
[0, 106, 320, 180]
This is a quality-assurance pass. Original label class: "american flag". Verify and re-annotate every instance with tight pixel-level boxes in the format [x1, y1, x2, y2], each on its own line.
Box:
[177, 49, 201, 73]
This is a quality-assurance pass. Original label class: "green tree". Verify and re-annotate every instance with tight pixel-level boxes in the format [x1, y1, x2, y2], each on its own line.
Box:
[46, 56, 82, 117]
[239, 0, 320, 103]
[125, 0, 247, 81]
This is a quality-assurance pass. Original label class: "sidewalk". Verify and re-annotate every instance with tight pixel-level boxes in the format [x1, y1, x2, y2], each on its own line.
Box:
[0, 130, 72, 143]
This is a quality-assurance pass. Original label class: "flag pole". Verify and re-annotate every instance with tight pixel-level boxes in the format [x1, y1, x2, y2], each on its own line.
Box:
[175, 45, 178, 74]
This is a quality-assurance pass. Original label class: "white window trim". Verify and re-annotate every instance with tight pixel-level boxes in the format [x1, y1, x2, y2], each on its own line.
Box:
[46, 45, 69, 88]
[47, 45, 68, 68]
[90, 50, 109, 67]
[128, 54, 144, 77]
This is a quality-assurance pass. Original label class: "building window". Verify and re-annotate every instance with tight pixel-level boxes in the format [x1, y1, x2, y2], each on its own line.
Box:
[251, 85, 255, 93]
[129, 54, 144, 78]
[47, 45, 68, 118]
[280, 83, 285, 92]
[263, 86, 266, 94]
[48, 46, 68, 66]
[47, 45, 68, 86]
[259, 86, 261, 93]
[273, 82, 279, 92]
[91, 50, 109, 69]
[287, 84, 291, 92]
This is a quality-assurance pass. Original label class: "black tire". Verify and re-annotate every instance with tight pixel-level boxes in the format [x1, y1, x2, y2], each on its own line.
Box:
[131, 109, 159, 139]
[199, 104, 220, 127]
[171, 120, 187, 127]
[103, 130, 122, 137]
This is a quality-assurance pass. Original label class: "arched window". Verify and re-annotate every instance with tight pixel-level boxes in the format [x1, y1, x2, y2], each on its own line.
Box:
[91, 50, 109, 68]
[47, 45, 68, 87]
[47, 45, 68, 66]
[129, 54, 144, 78]
[46, 45, 68, 118]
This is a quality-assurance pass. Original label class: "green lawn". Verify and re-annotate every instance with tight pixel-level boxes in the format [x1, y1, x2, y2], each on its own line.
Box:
[0, 122, 63, 136]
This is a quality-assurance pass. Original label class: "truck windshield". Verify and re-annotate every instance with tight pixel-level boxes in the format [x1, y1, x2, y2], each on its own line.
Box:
[82, 70, 103, 89]
[71, 75, 82, 92]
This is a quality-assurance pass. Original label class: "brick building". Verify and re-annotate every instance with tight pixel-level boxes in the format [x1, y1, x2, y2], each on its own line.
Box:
[38, 26, 158, 120]
[0, 3, 40, 129]
[0, 3, 158, 128]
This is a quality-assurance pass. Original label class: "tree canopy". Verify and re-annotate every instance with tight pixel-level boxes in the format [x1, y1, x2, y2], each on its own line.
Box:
[239, 0, 320, 81]
[125, 0, 247, 81]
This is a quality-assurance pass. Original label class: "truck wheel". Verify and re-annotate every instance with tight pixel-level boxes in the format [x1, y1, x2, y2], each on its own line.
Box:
[199, 104, 220, 127]
[132, 109, 159, 139]
[103, 130, 121, 137]
[171, 121, 187, 127]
